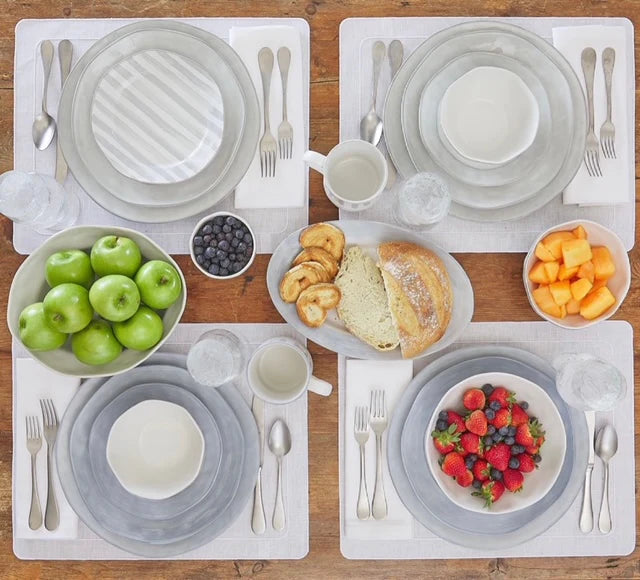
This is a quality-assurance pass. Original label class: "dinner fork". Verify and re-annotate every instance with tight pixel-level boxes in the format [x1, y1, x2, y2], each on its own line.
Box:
[354, 406, 371, 520]
[26, 416, 43, 530]
[581, 47, 602, 177]
[370, 390, 388, 520]
[600, 47, 616, 159]
[40, 398, 59, 531]
[277, 47, 293, 160]
[258, 47, 277, 178]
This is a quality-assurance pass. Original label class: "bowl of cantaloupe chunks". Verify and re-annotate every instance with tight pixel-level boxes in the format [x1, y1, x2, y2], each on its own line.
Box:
[523, 220, 630, 329]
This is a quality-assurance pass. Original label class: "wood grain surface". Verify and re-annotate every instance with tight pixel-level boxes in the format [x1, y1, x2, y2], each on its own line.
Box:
[0, 1, 638, 578]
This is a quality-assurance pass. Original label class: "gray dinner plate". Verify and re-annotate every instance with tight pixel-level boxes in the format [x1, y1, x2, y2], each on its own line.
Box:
[57, 353, 259, 557]
[387, 346, 587, 549]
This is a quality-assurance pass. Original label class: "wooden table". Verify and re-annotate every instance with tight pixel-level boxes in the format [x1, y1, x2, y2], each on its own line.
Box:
[0, 1, 638, 578]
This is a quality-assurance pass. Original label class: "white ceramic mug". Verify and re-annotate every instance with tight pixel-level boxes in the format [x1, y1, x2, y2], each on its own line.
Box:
[247, 337, 333, 404]
[303, 139, 388, 212]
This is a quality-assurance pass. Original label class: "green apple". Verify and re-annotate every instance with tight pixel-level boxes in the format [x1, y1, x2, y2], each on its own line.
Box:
[134, 260, 182, 310]
[72, 320, 123, 365]
[18, 302, 67, 351]
[89, 275, 140, 322]
[45, 249, 94, 288]
[113, 305, 164, 350]
[90, 235, 142, 277]
[43, 283, 93, 333]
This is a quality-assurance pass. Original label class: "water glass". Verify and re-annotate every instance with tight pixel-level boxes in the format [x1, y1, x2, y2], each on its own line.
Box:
[392, 172, 451, 230]
[186, 329, 246, 387]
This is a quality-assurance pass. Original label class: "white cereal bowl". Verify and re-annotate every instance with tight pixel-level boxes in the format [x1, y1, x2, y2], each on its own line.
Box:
[7, 226, 187, 378]
[426, 372, 566, 515]
[523, 220, 631, 329]
[439, 66, 539, 165]
[106, 399, 205, 500]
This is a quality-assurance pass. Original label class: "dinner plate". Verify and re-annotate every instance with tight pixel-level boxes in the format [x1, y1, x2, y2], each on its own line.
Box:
[58, 21, 260, 220]
[267, 220, 474, 360]
[387, 347, 588, 549]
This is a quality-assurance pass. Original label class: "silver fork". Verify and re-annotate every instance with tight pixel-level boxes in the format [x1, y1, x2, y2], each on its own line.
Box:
[258, 47, 277, 178]
[581, 47, 602, 177]
[354, 406, 371, 520]
[600, 47, 616, 159]
[40, 399, 59, 531]
[369, 390, 388, 520]
[26, 416, 43, 530]
[277, 47, 293, 160]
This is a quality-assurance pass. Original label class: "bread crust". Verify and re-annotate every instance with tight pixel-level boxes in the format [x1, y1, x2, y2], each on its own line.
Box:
[296, 283, 341, 327]
[292, 246, 339, 278]
[279, 262, 330, 303]
[299, 223, 345, 262]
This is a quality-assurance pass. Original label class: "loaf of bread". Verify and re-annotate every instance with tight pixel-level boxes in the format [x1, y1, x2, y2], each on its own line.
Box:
[334, 246, 400, 351]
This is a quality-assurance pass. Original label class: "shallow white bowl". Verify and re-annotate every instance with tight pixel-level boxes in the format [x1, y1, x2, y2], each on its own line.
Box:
[7, 226, 186, 378]
[439, 66, 539, 165]
[425, 372, 566, 514]
[523, 220, 631, 329]
[106, 399, 205, 500]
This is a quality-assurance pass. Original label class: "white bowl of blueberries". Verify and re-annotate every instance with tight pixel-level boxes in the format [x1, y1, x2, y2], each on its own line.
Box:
[190, 212, 256, 279]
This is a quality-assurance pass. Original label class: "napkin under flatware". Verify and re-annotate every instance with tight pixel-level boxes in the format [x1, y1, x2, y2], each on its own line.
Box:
[229, 25, 306, 209]
[552, 25, 632, 206]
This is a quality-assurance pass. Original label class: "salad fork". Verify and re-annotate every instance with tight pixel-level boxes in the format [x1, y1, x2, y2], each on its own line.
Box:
[258, 47, 277, 178]
[40, 398, 59, 531]
[370, 390, 388, 520]
[354, 406, 371, 520]
[581, 47, 602, 177]
[277, 47, 293, 160]
[26, 416, 43, 530]
[600, 47, 616, 159]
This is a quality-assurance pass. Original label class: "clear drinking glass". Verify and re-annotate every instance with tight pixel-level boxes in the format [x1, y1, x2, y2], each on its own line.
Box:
[186, 329, 246, 387]
[392, 172, 451, 230]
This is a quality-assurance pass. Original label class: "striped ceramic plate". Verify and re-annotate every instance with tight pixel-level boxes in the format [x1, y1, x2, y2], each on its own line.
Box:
[90, 49, 224, 185]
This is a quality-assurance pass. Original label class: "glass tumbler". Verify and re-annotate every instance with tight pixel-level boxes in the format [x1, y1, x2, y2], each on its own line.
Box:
[392, 172, 451, 230]
[186, 329, 246, 388]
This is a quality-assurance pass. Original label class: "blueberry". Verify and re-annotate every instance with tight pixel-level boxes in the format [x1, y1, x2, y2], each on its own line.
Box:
[510, 446, 520, 455]
[213, 216, 224, 226]
[509, 457, 520, 469]
[202, 235, 211, 245]
[225, 216, 236, 226]
[472, 479, 482, 490]
[487, 425, 496, 435]
[436, 420, 448, 431]
[237, 242, 247, 253]
[490, 469, 502, 480]
[243, 233, 252, 243]
[216, 249, 226, 261]
[485, 409, 495, 420]
[481, 383, 494, 396]
[209, 239, 218, 249]
[194, 246, 204, 255]
[465, 457, 475, 469]
[223, 224, 232, 233]
[204, 247, 215, 259]
[216, 232, 225, 241]
[508, 426, 517, 437]
[220, 258, 230, 269]
[195, 254, 204, 265]
[202, 260, 210, 269]
[468, 454, 477, 462]
[533, 454, 541, 463]
[219, 240, 230, 252]
[219, 268, 229, 276]
[208, 263, 220, 276]
[438, 410, 448, 421]
[202, 224, 212, 235]
[520, 401, 529, 410]
[498, 426, 509, 436]
[483, 435, 493, 446]
[212, 224, 222, 234]
[229, 253, 236, 261]
[489, 401, 501, 411]
[193, 235, 204, 246]
[223, 232, 232, 242]
[231, 237, 240, 248]
[529, 416, 537, 423]
[235, 229, 244, 239]
[492, 433, 503, 442]
[504, 436, 515, 446]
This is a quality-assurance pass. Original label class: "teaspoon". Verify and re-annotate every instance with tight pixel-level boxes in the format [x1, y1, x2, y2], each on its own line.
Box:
[359, 41, 385, 146]
[268, 419, 292, 532]
[595, 424, 618, 533]
[32, 40, 57, 150]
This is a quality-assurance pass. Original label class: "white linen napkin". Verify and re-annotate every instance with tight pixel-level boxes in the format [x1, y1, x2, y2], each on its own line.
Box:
[552, 26, 632, 206]
[14, 358, 80, 539]
[344, 359, 414, 540]
[229, 25, 306, 209]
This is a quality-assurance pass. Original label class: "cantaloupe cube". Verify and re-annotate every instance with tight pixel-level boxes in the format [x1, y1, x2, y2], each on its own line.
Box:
[532, 285, 564, 318]
[535, 242, 557, 263]
[589, 278, 608, 294]
[528, 261, 549, 284]
[572, 225, 587, 239]
[559, 304, 567, 319]
[577, 260, 595, 284]
[543, 261, 559, 284]
[561, 239, 593, 268]
[579, 286, 616, 320]
[558, 263, 579, 281]
[549, 280, 572, 306]
[591, 246, 616, 280]
[566, 298, 581, 314]
[542, 231, 575, 260]
[570, 278, 593, 301]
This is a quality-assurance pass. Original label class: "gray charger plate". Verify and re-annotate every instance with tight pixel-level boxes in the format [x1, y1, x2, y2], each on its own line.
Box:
[388, 346, 587, 549]
[57, 353, 259, 557]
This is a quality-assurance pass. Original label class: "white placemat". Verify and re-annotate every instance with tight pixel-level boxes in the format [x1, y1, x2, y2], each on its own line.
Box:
[13, 323, 310, 560]
[339, 321, 635, 559]
[339, 17, 636, 252]
[13, 18, 310, 255]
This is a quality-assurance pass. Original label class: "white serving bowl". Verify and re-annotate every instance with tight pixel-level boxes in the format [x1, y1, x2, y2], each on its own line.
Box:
[439, 66, 539, 165]
[189, 211, 256, 280]
[7, 226, 186, 378]
[425, 372, 566, 515]
[523, 220, 631, 329]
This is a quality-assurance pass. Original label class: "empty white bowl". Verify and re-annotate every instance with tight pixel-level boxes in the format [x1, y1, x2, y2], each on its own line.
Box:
[439, 66, 539, 165]
[523, 220, 631, 329]
[426, 372, 566, 514]
[107, 399, 205, 500]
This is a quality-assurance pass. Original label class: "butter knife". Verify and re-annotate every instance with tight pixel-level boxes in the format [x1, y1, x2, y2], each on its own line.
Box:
[55, 40, 73, 184]
[383, 40, 404, 188]
[579, 410, 596, 533]
[251, 396, 266, 534]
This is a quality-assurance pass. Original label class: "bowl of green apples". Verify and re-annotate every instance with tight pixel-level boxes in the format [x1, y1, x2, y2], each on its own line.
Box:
[8, 226, 186, 377]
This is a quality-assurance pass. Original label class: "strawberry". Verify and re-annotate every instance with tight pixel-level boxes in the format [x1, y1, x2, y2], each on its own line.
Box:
[472, 480, 505, 507]
[472, 459, 490, 482]
[515, 420, 545, 448]
[440, 452, 467, 478]
[510, 404, 530, 427]
[431, 423, 460, 455]
[460, 432, 482, 455]
[465, 410, 488, 436]
[446, 411, 467, 434]
[503, 469, 524, 493]
[489, 408, 511, 429]
[488, 386, 515, 408]
[485, 443, 511, 472]
[516, 453, 536, 473]
[525, 444, 539, 455]
[462, 388, 486, 411]
[456, 469, 474, 487]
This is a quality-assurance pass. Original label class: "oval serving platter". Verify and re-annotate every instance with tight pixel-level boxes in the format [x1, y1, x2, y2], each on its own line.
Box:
[267, 220, 474, 360]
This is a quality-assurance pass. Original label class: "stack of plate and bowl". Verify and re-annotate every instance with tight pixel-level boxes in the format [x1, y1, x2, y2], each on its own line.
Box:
[384, 21, 587, 221]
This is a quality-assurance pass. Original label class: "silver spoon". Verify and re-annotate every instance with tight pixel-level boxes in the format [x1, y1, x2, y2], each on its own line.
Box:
[359, 41, 385, 146]
[32, 40, 56, 150]
[268, 419, 292, 532]
[595, 424, 618, 533]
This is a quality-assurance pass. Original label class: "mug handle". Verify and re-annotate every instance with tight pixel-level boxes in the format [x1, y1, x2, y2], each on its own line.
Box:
[302, 150, 327, 174]
[308, 375, 333, 397]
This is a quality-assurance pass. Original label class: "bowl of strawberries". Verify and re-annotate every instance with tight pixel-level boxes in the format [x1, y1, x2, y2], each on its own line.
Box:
[427, 372, 566, 514]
